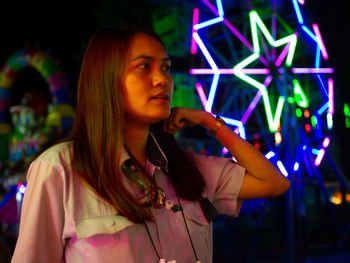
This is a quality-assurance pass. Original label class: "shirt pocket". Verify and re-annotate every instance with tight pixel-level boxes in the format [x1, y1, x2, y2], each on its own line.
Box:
[181, 200, 211, 262]
[74, 214, 135, 239]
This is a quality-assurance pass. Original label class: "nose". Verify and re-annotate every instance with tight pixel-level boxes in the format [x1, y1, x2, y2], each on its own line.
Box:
[152, 70, 169, 88]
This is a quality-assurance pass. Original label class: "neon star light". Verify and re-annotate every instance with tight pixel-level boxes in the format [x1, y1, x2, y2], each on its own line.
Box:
[190, 0, 334, 135]
[189, 0, 335, 174]
[233, 10, 297, 132]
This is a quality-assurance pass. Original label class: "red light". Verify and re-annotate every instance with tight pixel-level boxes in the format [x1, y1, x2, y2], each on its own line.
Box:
[305, 124, 311, 133]
[254, 142, 260, 150]
[304, 109, 310, 118]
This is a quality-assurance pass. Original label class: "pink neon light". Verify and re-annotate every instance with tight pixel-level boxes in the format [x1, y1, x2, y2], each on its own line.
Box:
[222, 147, 229, 155]
[315, 148, 325, 166]
[297, 0, 305, 5]
[322, 137, 330, 148]
[328, 78, 334, 114]
[191, 8, 199, 54]
[190, 68, 270, 74]
[195, 82, 208, 109]
[275, 43, 290, 67]
[292, 68, 334, 74]
[312, 23, 328, 60]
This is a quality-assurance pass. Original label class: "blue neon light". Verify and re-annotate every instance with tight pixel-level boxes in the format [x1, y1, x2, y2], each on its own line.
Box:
[277, 160, 289, 177]
[216, 0, 224, 17]
[292, 0, 304, 24]
[302, 25, 318, 42]
[265, 151, 275, 159]
[293, 162, 300, 171]
[194, 17, 224, 30]
[311, 148, 320, 155]
[317, 102, 329, 115]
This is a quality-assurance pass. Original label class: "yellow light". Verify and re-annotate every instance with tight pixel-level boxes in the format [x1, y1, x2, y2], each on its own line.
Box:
[330, 191, 344, 205]
[331, 196, 342, 205]
[275, 131, 282, 144]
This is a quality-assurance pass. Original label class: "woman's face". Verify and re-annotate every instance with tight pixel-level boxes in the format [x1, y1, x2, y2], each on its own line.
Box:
[122, 33, 173, 126]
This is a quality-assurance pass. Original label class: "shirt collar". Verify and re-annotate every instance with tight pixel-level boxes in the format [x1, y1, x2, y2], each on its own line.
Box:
[120, 132, 168, 173]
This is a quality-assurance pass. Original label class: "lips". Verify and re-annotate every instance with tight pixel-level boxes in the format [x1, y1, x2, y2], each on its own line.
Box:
[151, 92, 169, 100]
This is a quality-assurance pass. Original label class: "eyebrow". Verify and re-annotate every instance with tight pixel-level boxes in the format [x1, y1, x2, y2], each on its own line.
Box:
[130, 55, 171, 62]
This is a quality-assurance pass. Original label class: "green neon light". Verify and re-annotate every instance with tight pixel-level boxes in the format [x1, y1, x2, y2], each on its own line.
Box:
[287, 97, 295, 104]
[262, 90, 285, 132]
[233, 53, 265, 90]
[249, 10, 297, 66]
[293, 79, 309, 108]
[346, 118, 350, 128]
[233, 10, 297, 133]
[296, 108, 302, 118]
[311, 115, 317, 128]
[344, 103, 350, 116]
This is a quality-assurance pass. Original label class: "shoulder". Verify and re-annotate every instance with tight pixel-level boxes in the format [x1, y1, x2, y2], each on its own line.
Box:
[28, 141, 74, 177]
[188, 150, 237, 168]
[187, 150, 245, 190]
[35, 141, 73, 164]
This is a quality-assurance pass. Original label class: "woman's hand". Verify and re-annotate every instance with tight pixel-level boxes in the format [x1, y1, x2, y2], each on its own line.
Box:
[162, 107, 215, 134]
[163, 107, 290, 199]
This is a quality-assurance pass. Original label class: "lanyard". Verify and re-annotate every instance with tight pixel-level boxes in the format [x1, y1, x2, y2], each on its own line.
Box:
[122, 158, 202, 262]
[121, 158, 166, 208]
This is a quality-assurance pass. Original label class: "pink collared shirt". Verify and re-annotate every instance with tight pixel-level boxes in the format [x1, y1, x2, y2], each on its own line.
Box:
[11, 141, 245, 263]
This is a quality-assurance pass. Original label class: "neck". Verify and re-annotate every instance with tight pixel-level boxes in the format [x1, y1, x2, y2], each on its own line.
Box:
[124, 122, 149, 167]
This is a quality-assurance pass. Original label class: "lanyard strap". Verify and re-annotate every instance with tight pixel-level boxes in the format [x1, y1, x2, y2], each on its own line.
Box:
[144, 222, 162, 260]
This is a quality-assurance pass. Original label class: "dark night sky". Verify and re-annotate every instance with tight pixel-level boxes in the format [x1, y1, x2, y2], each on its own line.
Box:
[0, 0, 349, 172]
[0, 1, 348, 98]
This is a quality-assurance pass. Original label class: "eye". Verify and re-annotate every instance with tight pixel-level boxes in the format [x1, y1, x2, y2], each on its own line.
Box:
[163, 64, 171, 73]
[137, 62, 151, 70]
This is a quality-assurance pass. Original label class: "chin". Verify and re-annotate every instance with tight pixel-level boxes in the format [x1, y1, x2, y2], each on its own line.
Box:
[149, 112, 170, 124]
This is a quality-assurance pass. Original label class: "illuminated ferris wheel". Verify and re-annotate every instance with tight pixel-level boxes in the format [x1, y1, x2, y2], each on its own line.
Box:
[189, 0, 342, 180]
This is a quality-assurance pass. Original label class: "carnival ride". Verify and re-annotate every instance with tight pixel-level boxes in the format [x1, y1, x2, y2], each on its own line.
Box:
[166, 0, 349, 260]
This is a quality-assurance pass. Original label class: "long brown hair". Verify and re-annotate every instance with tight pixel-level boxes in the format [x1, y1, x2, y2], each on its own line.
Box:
[71, 25, 205, 224]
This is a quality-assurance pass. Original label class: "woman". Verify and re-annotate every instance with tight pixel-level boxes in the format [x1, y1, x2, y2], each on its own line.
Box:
[11, 25, 290, 263]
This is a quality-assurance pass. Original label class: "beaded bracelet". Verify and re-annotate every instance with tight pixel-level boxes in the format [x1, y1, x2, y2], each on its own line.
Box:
[209, 116, 226, 136]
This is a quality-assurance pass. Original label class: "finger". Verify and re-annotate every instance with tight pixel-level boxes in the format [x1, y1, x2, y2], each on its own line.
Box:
[166, 108, 180, 130]
[163, 112, 179, 133]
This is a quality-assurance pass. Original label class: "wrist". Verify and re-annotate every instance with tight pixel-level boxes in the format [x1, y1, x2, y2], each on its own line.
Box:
[208, 115, 226, 136]
[200, 113, 226, 136]
[200, 112, 217, 130]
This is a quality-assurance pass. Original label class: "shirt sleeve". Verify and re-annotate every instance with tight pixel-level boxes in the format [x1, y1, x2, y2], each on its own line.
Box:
[11, 160, 65, 263]
[193, 154, 246, 217]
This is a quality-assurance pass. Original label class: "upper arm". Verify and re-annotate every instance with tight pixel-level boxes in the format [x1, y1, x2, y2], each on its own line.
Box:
[11, 161, 65, 263]
[238, 170, 290, 200]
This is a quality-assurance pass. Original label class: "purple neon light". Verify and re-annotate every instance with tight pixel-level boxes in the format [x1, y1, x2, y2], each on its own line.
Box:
[275, 43, 290, 67]
[312, 23, 328, 60]
[190, 68, 270, 75]
[328, 78, 334, 114]
[240, 75, 273, 125]
[191, 8, 199, 54]
[292, 68, 334, 74]
[297, 0, 305, 4]
[241, 90, 263, 125]
[201, 0, 269, 66]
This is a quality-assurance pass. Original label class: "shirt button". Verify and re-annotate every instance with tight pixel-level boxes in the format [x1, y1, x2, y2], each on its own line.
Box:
[109, 221, 116, 227]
